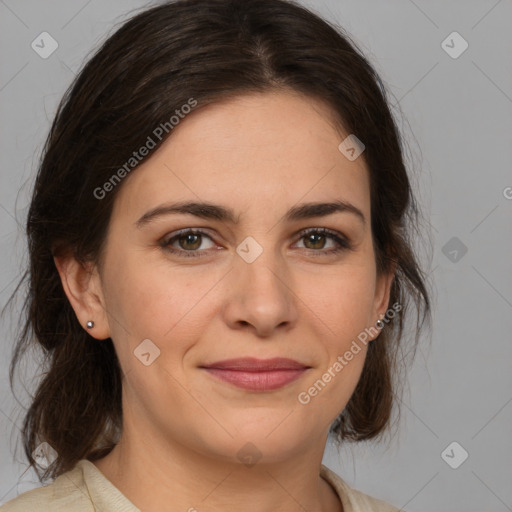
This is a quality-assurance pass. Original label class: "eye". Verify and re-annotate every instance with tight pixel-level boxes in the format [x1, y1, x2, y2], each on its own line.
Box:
[294, 228, 352, 255]
[159, 227, 353, 259]
[160, 229, 217, 258]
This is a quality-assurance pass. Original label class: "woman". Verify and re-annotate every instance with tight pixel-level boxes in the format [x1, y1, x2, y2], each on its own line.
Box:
[2, 0, 431, 510]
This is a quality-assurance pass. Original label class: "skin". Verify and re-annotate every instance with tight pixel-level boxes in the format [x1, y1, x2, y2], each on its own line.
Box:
[55, 90, 394, 512]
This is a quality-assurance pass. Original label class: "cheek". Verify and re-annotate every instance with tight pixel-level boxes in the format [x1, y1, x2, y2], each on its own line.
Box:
[295, 262, 374, 408]
[102, 253, 221, 362]
[299, 262, 377, 339]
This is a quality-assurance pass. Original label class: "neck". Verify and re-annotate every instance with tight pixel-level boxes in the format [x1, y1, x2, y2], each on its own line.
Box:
[93, 418, 343, 512]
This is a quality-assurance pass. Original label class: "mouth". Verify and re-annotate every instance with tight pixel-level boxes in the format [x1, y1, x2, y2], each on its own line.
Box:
[199, 357, 311, 391]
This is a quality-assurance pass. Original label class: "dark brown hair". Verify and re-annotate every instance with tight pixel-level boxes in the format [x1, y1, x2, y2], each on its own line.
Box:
[7, 0, 431, 481]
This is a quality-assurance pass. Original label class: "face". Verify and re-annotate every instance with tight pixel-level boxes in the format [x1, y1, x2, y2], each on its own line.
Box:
[65, 91, 393, 465]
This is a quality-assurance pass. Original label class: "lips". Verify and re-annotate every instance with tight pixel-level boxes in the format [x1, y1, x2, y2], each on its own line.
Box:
[200, 357, 310, 391]
[201, 357, 309, 371]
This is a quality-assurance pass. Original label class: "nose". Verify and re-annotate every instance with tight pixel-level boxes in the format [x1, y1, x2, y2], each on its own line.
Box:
[221, 248, 298, 338]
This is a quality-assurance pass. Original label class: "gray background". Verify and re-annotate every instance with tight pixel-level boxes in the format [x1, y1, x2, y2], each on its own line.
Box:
[1, 1, 511, 511]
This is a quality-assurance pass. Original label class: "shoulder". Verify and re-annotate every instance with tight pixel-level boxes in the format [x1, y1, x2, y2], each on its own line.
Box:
[320, 464, 404, 512]
[0, 461, 94, 512]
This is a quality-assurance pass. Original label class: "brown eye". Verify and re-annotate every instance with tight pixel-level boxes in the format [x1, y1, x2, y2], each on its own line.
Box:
[303, 232, 327, 250]
[294, 228, 352, 254]
[161, 229, 216, 257]
[299, 228, 352, 254]
[177, 233, 202, 251]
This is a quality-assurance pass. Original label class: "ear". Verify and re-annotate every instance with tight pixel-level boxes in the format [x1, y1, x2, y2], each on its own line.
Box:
[53, 254, 111, 340]
[370, 262, 396, 336]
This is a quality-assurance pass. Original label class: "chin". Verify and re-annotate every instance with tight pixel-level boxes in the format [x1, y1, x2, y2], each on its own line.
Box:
[200, 424, 311, 466]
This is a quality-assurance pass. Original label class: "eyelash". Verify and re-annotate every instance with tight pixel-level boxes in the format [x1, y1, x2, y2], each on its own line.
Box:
[159, 227, 353, 259]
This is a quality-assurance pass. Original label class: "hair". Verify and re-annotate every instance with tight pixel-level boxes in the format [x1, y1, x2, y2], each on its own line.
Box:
[6, 0, 432, 481]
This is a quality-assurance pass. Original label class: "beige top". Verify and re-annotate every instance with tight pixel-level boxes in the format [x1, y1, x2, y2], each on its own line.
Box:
[0, 459, 403, 511]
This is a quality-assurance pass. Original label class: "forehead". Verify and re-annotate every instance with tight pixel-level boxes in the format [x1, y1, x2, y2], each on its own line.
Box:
[112, 91, 370, 222]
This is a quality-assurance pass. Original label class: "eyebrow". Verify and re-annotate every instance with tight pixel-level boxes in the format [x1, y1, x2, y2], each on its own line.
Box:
[135, 199, 366, 228]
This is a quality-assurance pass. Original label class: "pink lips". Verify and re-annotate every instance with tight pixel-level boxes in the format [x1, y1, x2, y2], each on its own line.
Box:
[200, 357, 310, 391]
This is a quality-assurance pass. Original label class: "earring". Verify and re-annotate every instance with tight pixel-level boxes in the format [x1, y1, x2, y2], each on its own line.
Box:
[86, 321, 95, 329]
[375, 318, 384, 329]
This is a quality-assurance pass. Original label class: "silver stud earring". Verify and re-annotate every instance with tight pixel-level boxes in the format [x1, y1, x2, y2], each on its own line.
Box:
[376, 318, 384, 329]
[86, 321, 95, 329]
